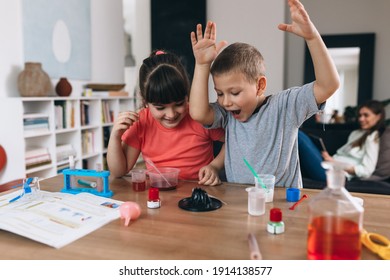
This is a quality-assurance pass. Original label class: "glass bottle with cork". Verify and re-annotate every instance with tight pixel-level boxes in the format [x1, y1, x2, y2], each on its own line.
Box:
[307, 161, 364, 260]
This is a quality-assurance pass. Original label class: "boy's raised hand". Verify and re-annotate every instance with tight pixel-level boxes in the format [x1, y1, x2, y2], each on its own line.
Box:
[279, 0, 339, 103]
[278, 0, 318, 41]
[190, 21, 228, 66]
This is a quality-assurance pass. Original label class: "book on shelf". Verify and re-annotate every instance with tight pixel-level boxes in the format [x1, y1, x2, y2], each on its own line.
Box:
[23, 114, 50, 135]
[26, 153, 51, 163]
[101, 101, 114, 123]
[23, 113, 49, 119]
[102, 126, 111, 149]
[54, 100, 75, 129]
[24, 123, 49, 131]
[25, 146, 51, 168]
[54, 104, 63, 129]
[57, 162, 71, 174]
[83, 88, 129, 98]
[107, 90, 128, 97]
[23, 117, 49, 126]
[24, 127, 50, 137]
[81, 130, 95, 155]
[103, 153, 108, 170]
[56, 144, 77, 162]
[82, 159, 89, 169]
[80, 100, 90, 126]
[25, 146, 49, 157]
[26, 157, 52, 169]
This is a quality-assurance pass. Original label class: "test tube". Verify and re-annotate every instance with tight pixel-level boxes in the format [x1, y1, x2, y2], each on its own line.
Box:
[77, 179, 97, 188]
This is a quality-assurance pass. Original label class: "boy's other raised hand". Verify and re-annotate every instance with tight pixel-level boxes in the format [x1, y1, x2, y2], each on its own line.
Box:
[278, 0, 318, 41]
[190, 21, 228, 66]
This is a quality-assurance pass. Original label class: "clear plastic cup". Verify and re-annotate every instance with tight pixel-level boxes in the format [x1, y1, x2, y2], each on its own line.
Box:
[255, 174, 275, 203]
[246, 187, 266, 216]
[130, 169, 146, 192]
[147, 167, 180, 190]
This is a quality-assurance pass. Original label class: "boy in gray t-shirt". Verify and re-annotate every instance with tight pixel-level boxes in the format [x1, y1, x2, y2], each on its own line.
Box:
[189, 0, 340, 187]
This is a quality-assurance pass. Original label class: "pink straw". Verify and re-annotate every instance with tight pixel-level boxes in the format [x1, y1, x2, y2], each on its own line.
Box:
[248, 233, 262, 260]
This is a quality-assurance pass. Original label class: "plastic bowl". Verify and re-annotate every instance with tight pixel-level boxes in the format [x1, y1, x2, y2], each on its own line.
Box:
[147, 167, 180, 190]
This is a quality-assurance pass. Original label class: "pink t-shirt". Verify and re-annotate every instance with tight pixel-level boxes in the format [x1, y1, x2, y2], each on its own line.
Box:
[121, 108, 224, 180]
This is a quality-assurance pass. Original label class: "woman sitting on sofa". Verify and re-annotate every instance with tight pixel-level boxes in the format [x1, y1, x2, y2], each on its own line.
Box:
[298, 100, 386, 182]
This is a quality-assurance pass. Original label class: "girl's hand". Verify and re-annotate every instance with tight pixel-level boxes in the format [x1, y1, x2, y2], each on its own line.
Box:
[198, 165, 221, 186]
[190, 21, 228, 66]
[321, 151, 334, 162]
[111, 111, 139, 139]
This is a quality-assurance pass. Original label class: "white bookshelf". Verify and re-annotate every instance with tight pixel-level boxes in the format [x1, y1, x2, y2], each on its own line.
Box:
[2, 96, 137, 179]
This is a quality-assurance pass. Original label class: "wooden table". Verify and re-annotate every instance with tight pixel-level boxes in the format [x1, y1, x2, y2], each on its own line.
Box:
[1, 175, 389, 260]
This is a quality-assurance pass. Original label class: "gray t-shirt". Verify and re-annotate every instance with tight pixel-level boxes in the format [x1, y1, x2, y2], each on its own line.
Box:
[208, 82, 323, 188]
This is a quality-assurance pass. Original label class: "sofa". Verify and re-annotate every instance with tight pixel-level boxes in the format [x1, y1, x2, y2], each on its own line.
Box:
[300, 124, 390, 195]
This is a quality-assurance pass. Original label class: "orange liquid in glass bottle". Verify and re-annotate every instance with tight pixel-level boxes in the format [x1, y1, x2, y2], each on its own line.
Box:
[307, 216, 361, 260]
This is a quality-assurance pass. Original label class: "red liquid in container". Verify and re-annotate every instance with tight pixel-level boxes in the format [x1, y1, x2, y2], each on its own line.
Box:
[307, 216, 361, 260]
[151, 183, 176, 191]
[132, 181, 146, 192]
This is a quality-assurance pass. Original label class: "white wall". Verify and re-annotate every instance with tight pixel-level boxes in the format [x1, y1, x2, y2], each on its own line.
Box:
[207, 0, 285, 100]
[285, 0, 390, 106]
[0, 0, 126, 98]
[3, 0, 387, 101]
[90, 0, 124, 85]
[0, 0, 24, 98]
[132, 0, 151, 69]
[0, 0, 128, 184]
[0, 99, 24, 183]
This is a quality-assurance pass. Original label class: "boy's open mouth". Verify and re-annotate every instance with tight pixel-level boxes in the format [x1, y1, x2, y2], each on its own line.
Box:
[231, 110, 241, 115]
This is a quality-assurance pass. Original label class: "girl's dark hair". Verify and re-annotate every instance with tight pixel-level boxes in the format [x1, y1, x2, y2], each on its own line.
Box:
[352, 100, 386, 148]
[138, 50, 190, 105]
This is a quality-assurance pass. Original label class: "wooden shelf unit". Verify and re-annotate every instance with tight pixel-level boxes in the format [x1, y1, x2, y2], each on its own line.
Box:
[4, 96, 137, 179]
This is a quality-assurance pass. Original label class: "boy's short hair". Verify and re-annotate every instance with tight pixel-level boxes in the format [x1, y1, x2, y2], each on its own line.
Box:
[210, 42, 266, 83]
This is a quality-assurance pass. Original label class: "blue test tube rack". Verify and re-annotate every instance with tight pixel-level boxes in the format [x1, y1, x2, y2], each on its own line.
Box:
[61, 168, 113, 197]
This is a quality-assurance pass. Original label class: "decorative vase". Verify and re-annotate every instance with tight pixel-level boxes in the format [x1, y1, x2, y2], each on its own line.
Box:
[55, 77, 72, 97]
[17, 62, 52, 97]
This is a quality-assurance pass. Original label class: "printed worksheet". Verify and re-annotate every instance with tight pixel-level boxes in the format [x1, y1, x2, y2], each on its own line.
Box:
[0, 190, 122, 248]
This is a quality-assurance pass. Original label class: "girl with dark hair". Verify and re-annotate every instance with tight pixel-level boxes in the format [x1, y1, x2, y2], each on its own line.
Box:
[107, 50, 225, 186]
[298, 100, 386, 181]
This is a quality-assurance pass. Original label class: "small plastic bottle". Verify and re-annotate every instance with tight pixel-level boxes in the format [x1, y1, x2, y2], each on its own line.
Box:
[307, 161, 364, 260]
[267, 208, 285, 234]
[147, 188, 161, 209]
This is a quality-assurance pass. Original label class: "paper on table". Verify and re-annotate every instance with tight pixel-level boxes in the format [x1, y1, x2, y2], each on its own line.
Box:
[0, 191, 122, 249]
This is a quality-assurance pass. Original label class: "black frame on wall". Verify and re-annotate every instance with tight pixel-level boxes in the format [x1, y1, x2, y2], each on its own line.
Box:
[151, 0, 206, 79]
[304, 33, 376, 106]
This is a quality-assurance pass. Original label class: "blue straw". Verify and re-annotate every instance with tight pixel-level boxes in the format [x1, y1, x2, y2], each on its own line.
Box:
[243, 158, 266, 189]
[9, 177, 33, 203]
